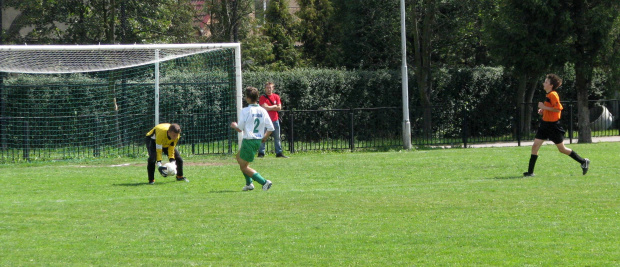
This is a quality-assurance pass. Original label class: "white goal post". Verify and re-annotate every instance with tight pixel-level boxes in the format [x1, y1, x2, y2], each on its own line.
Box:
[0, 43, 243, 128]
[0, 43, 244, 160]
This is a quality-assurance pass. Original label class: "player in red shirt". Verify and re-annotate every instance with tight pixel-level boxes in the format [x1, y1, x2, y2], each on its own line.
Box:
[258, 82, 288, 158]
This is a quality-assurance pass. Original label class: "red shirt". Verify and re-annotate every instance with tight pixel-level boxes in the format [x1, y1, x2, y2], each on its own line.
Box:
[259, 93, 281, 122]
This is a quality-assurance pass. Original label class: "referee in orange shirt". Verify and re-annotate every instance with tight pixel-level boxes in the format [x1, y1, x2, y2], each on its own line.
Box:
[524, 74, 590, 177]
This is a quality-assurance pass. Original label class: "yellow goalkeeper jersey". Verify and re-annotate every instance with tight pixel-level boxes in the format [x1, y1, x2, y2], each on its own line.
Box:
[146, 123, 180, 161]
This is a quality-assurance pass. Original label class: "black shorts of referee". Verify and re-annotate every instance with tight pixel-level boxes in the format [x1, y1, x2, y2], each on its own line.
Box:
[535, 120, 566, 144]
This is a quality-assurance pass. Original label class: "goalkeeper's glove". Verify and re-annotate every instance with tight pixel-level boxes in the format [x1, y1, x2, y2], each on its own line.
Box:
[157, 161, 167, 177]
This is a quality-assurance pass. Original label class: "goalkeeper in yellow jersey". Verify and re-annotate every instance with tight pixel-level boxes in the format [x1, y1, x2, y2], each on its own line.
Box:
[145, 123, 188, 184]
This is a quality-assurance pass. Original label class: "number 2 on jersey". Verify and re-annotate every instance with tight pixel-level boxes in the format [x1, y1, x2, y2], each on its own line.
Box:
[253, 118, 260, 133]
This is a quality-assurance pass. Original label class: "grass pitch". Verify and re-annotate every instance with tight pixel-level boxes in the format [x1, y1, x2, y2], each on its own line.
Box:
[1, 142, 619, 266]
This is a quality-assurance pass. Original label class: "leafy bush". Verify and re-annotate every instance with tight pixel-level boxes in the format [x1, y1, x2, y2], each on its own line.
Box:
[1, 66, 612, 154]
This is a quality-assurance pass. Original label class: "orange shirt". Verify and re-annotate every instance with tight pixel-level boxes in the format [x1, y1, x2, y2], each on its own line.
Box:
[542, 91, 563, 122]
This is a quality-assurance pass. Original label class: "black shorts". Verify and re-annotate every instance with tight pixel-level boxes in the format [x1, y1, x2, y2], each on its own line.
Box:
[535, 121, 566, 144]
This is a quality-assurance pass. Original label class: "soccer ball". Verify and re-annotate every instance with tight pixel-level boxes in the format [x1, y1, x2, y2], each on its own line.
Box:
[162, 162, 177, 176]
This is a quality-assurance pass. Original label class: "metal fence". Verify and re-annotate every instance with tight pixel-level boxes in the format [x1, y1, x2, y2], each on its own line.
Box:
[2, 100, 618, 161]
[516, 99, 620, 145]
[258, 99, 620, 154]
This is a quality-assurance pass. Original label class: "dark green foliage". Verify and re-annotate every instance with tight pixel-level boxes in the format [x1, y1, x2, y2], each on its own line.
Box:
[241, 33, 276, 71]
[245, 66, 612, 141]
[297, 0, 335, 66]
[3, 0, 199, 44]
[430, 0, 495, 67]
[1, 64, 614, 160]
[485, 0, 571, 74]
[602, 17, 620, 94]
[329, 0, 400, 69]
[245, 67, 509, 140]
[203, 0, 254, 42]
[263, 0, 301, 70]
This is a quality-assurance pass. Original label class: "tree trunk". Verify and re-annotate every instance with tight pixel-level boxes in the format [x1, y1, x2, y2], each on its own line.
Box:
[524, 76, 538, 135]
[232, 0, 239, 42]
[120, 1, 127, 42]
[515, 73, 527, 136]
[110, 0, 115, 43]
[575, 63, 592, 143]
[412, 1, 436, 139]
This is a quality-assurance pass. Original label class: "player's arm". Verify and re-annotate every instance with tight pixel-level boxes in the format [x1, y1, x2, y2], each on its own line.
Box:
[230, 122, 242, 133]
[262, 111, 275, 143]
[231, 109, 249, 132]
[259, 96, 279, 111]
[274, 95, 282, 111]
[155, 144, 164, 162]
[260, 103, 278, 110]
[538, 102, 561, 112]
[167, 145, 176, 161]
[262, 130, 273, 143]
[538, 94, 562, 113]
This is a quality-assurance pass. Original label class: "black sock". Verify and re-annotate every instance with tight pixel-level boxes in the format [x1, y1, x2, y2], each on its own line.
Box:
[569, 151, 586, 164]
[528, 154, 538, 174]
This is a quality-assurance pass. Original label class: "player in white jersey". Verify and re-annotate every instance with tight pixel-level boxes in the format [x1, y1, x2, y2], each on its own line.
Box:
[230, 87, 275, 191]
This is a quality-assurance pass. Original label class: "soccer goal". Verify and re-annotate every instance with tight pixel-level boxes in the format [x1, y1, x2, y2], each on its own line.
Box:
[0, 44, 242, 162]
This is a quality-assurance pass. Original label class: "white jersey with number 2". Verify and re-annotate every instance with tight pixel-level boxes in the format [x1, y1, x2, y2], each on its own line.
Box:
[237, 104, 275, 140]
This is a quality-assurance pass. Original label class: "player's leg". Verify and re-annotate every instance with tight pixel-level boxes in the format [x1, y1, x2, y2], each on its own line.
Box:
[524, 139, 544, 176]
[238, 139, 271, 190]
[525, 121, 550, 177]
[555, 142, 572, 155]
[531, 138, 544, 155]
[235, 152, 255, 177]
[238, 140, 258, 186]
[257, 128, 266, 157]
[237, 153, 265, 184]
[550, 123, 590, 175]
[273, 120, 288, 158]
[173, 148, 188, 181]
[145, 137, 157, 184]
[236, 152, 259, 190]
[273, 120, 282, 155]
[555, 143, 590, 175]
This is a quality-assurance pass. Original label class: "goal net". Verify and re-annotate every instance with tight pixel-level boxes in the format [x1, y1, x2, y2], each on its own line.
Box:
[0, 44, 242, 162]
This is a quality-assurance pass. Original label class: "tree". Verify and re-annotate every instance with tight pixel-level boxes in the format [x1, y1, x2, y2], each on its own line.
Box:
[3, 0, 199, 44]
[485, 0, 620, 143]
[297, 0, 334, 66]
[564, 0, 620, 143]
[263, 0, 301, 69]
[602, 16, 620, 95]
[409, 0, 437, 137]
[203, 0, 254, 42]
[241, 29, 275, 70]
[485, 0, 571, 135]
[431, 0, 495, 67]
[328, 0, 400, 69]
[3, 0, 69, 43]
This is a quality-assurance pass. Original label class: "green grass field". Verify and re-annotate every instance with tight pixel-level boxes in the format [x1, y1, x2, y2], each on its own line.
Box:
[2, 142, 619, 266]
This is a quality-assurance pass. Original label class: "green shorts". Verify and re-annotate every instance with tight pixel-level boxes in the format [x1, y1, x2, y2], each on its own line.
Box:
[239, 139, 262, 162]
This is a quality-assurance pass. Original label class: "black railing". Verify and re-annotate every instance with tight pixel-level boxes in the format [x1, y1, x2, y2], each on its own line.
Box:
[274, 107, 403, 153]
[1, 100, 619, 161]
[516, 99, 620, 145]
